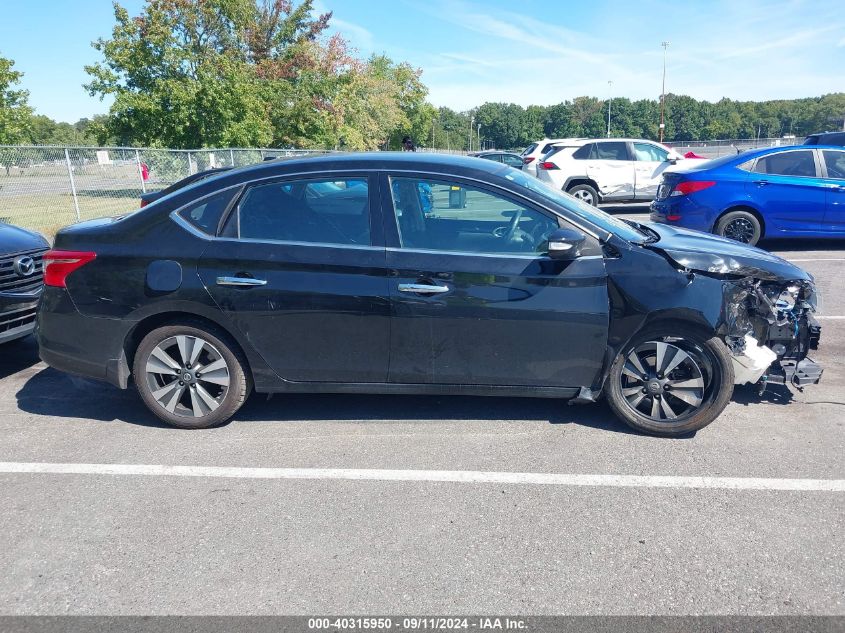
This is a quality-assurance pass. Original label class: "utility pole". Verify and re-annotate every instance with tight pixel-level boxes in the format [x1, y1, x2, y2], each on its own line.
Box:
[607, 80, 613, 138]
[659, 41, 669, 143]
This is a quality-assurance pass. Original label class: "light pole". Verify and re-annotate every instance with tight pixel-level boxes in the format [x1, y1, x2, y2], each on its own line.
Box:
[659, 41, 669, 142]
[606, 80, 613, 138]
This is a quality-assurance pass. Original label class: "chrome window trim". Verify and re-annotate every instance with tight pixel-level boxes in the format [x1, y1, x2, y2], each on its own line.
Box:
[386, 246, 602, 261]
[169, 165, 608, 243]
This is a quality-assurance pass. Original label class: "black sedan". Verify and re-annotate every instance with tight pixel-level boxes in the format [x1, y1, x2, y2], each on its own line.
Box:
[1, 223, 49, 344]
[470, 151, 525, 169]
[37, 153, 822, 435]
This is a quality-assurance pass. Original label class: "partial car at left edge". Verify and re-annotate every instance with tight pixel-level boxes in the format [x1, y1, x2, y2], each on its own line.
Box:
[0, 222, 49, 344]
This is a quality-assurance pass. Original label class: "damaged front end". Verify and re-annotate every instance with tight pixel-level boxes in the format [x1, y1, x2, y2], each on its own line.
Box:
[722, 278, 822, 391]
[660, 247, 823, 392]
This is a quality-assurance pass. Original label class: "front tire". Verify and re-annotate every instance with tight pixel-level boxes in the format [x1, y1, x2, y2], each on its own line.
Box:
[133, 323, 250, 429]
[604, 324, 734, 436]
[715, 210, 762, 246]
[566, 183, 600, 206]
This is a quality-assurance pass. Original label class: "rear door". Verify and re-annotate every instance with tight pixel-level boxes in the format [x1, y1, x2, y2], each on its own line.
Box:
[197, 173, 390, 383]
[745, 149, 827, 234]
[584, 141, 636, 200]
[821, 149, 845, 234]
[381, 173, 609, 389]
[632, 141, 672, 200]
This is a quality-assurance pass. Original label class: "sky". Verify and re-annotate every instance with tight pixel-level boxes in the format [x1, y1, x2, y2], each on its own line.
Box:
[1, 0, 843, 123]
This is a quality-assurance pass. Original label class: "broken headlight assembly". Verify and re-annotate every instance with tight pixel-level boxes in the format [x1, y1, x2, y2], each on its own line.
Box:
[725, 279, 822, 391]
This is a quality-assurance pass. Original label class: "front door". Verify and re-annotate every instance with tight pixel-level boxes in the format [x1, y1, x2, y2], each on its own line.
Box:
[745, 149, 827, 234]
[381, 174, 609, 388]
[198, 173, 390, 383]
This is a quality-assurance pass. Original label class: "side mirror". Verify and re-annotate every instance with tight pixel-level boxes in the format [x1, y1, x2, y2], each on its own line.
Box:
[547, 228, 587, 260]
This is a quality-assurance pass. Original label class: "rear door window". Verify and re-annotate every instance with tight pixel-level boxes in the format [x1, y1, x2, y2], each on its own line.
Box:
[593, 142, 630, 160]
[238, 177, 371, 245]
[753, 151, 818, 177]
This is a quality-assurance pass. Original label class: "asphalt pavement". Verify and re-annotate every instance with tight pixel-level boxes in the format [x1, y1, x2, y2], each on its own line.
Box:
[0, 212, 843, 615]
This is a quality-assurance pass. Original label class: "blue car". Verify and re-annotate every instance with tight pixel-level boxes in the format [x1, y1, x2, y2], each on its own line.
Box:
[650, 145, 845, 245]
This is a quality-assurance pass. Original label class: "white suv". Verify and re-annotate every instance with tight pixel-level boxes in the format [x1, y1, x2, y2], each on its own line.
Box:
[520, 138, 587, 177]
[536, 138, 697, 205]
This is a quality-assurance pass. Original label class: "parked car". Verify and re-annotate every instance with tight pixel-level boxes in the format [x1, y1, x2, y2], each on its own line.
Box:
[140, 167, 233, 207]
[536, 138, 700, 205]
[470, 151, 525, 169]
[1, 223, 49, 344]
[650, 145, 845, 246]
[520, 138, 586, 177]
[36, 153, 822, 436]
[804, 131, 845, 146]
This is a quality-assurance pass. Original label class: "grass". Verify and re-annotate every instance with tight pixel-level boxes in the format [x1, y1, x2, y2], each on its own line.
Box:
[0, 192, 139, 238]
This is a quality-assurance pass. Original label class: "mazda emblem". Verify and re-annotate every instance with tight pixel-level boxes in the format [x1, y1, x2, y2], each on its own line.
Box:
[13, 256, 36, 277]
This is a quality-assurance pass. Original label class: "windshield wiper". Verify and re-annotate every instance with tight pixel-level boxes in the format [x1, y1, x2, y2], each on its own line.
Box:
[622, 219, 659, 243]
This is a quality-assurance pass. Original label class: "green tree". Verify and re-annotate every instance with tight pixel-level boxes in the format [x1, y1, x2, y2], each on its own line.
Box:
[0, 55, 33, 143]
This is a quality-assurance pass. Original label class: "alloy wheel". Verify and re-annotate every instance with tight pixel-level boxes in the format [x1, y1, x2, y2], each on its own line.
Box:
[619, 340, 707, 422]
[144, 335, 231, 419]
[572, 189, 595, 205]
[723, 217, 755, 243]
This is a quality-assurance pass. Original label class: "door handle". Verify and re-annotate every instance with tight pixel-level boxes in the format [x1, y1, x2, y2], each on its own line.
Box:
[216, 276, 267, 287]
[753, 180, 769, 186]
[398, 283, 450, 294]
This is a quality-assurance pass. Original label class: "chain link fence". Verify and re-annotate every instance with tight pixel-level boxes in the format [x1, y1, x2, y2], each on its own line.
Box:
[663, 137, 806, 158]
[0, 146, 328, 235]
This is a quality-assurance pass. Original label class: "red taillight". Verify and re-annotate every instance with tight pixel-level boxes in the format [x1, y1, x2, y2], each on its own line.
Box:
[140, 199, 149, 208]
[523, 156, 535, 164]
[539, 161, 558, 170]
[666, 214, 682, 221]
[670, 180, 716, 196]
[43, 250, 97, 288]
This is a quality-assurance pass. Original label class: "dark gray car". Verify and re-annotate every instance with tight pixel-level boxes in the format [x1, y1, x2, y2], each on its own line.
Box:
[0, 223, 49, 344]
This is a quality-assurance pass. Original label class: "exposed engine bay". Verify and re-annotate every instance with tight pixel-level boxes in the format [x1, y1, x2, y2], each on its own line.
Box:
[723, 278, 822, 390]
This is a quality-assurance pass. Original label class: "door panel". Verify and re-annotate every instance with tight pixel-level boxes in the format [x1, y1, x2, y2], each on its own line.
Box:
[198, 174, 390, 383]
[584, 141, 635, 200]
[387, 250, 609, 387]
[381, 173, 609, 388]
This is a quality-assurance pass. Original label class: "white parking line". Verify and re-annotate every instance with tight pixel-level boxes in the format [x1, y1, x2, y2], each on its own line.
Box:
[816, 316, 845, 320]
[0, 462, 843, 492]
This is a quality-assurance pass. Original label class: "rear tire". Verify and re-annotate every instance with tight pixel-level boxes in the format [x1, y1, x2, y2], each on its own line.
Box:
[604, 324, 734, 437]
[133, 322, 250, 429]
[715, 209, 762, 246]
[566, 183, 600, 206]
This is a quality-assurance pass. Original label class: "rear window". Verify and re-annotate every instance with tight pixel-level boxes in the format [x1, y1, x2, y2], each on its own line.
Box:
[521, 143, 538, 157]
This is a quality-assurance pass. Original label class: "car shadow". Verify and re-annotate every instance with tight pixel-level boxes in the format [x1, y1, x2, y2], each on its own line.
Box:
[0, 335, 42, 380]
[15, 366, 644, 435]
[731, 382, 794, 406]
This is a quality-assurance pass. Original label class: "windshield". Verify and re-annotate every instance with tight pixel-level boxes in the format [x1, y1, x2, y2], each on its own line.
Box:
[503, 169, 647, 243]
